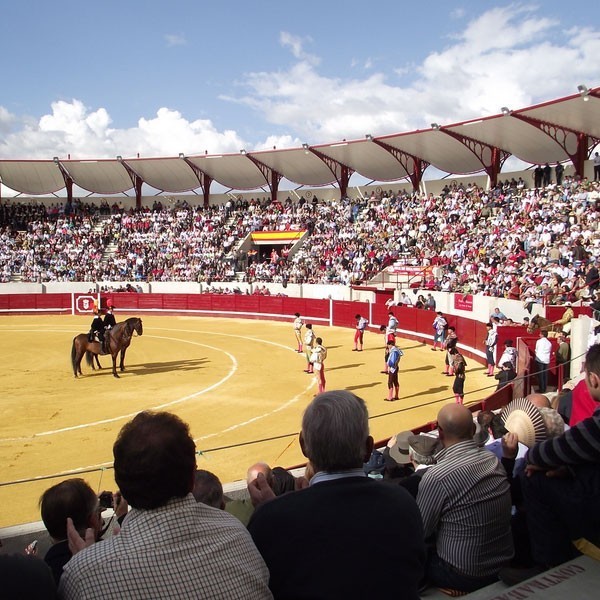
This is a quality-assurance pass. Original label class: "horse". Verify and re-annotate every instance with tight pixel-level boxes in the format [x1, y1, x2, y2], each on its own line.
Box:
[527, 314, 561, 336]
[71, 317, 143, 378]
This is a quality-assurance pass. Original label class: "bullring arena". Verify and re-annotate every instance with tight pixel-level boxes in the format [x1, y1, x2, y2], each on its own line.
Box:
[0, 310, 495, 528]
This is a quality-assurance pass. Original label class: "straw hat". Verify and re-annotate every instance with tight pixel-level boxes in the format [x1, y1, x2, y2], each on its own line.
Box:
[501, 398, 547, 448]
[387, 431, 413, 465]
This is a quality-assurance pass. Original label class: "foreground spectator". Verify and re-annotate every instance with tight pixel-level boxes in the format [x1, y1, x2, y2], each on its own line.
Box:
[226, 462, 274, 527]
[60, 411, 271, 599]
[417, 404, 513, 592]
[192, 469, 225, 510]
[248, 390, 425, 599]
[519, 344, 600, 572]
[39, 478, 104, 587]
[0, 554, 56, 600]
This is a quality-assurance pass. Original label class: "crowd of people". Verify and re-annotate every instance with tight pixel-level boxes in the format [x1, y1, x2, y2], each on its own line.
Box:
[5, 345, 600, 597]
[1, 175, 599, 303]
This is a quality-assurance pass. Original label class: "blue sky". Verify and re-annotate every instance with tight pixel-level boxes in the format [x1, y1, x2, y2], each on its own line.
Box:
[1, 1, 599, 161]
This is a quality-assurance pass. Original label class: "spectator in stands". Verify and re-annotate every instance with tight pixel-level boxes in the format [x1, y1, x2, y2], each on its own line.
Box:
[511, 344, 600, 580]
[396, 434, 443, 498]
[248, 390, 426, 599]
[192, 469, 225, 510]
[497, 339, 518, 370]
[226, 462, 274, 526]
[60, 411, 271, 599]
[271, 467, 297, 495]
[535, 330, 553, 393]
[586, 261, 599, 296]
[425, 293, 436, 311]
[415, 294, 427, 309]
[555, 333, 571, 381]
[495, 362, 517, 390]
[0, 554, 57, 600]
[417, 403, 513, 593]
[490, 307, 506, 323]
[39, 478, 104, 587]
[553, 301, 575, 334]
[3, 176, 600, 297]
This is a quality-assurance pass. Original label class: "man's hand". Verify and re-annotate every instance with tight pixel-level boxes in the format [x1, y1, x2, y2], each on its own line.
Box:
[113, 491, 129, 520]
[502, 432, 519, 459]
[294, 476, 310, 491]
[524, 464, 547, 477]
[248, 472, 276, 508]
[525, 464, 571, 478]
[545, 466, 570, 478]
[67, 517, 95, 556]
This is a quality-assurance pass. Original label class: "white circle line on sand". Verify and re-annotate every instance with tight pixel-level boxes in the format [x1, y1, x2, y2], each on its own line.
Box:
[0, 325, 311, 482]
[0, 336, 237, 441]
[1, 328, 307, 445]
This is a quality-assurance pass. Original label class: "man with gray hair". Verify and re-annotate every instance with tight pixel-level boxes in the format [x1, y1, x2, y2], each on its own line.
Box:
[248, 390, 425, 599]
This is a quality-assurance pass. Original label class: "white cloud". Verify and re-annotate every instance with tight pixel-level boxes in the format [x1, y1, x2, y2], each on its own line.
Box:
[164, 33, 187, 47]
[1, 5, 599, 162]
[0, 101, 247, 160]
[229, 6, 600, 139]
[450, 7, 466, 19]
[279, 31, 319, 66]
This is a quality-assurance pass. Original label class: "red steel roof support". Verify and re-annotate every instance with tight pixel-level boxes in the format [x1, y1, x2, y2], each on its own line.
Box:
[510, 113, 599, 178]
[437, 130, 508, 187]
[305, 148, 354, 198]
[370, 139, 429, 192]
[242, 154, 282, 202]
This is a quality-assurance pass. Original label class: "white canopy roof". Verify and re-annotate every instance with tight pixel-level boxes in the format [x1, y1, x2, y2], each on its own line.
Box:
[1, 87, 598, 197]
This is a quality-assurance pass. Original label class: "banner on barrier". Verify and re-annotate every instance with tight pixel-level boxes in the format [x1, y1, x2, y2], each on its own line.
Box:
[73, 293, 99, 315]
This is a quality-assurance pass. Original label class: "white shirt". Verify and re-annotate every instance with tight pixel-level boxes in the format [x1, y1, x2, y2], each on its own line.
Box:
[535, 336, 553, 364]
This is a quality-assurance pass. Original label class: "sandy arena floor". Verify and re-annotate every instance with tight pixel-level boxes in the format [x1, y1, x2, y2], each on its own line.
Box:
[0, 314, 495, 527]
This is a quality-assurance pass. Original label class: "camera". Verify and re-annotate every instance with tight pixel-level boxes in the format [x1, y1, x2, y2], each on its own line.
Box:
[98, 491, 113, 510]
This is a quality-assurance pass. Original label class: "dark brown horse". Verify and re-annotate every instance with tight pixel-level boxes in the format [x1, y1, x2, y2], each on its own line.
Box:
[527, 314, 560, 335]
[71, 317, 143, 378]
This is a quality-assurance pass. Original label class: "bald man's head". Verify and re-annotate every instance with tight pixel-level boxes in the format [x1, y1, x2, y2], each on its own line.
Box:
[438, 404, 475, 447]
[247, 462, 274, 487]
[526, 393, 550, 409]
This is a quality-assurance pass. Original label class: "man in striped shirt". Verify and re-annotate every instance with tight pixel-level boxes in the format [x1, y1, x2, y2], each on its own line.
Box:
[521, 343, 600, 568]
[417, 404, 513, 593]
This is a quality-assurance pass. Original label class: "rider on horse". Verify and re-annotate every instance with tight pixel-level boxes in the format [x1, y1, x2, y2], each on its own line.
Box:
[553, 301, 574, 334]
[90, 309, 105, 348]
[103, 304, 117, 353]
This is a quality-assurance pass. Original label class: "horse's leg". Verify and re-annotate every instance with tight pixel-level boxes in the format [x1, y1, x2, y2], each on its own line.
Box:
[112, 352, 119, 378]
[72, 340, 80, 378]
[119, 346, 129, 372]
[95, 354, 102, 369]
[77, 350, 84, 376]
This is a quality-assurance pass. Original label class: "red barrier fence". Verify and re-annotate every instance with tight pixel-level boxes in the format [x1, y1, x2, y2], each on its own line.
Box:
[0, 292, 522, 364]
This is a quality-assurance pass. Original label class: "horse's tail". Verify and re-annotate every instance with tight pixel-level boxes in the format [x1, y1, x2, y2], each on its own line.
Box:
[85, 351, 94, 367]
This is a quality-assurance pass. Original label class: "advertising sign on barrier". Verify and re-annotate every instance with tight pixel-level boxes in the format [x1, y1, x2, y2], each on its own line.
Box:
[73, 293, 98, 315]
[454, 294, 474, 311]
